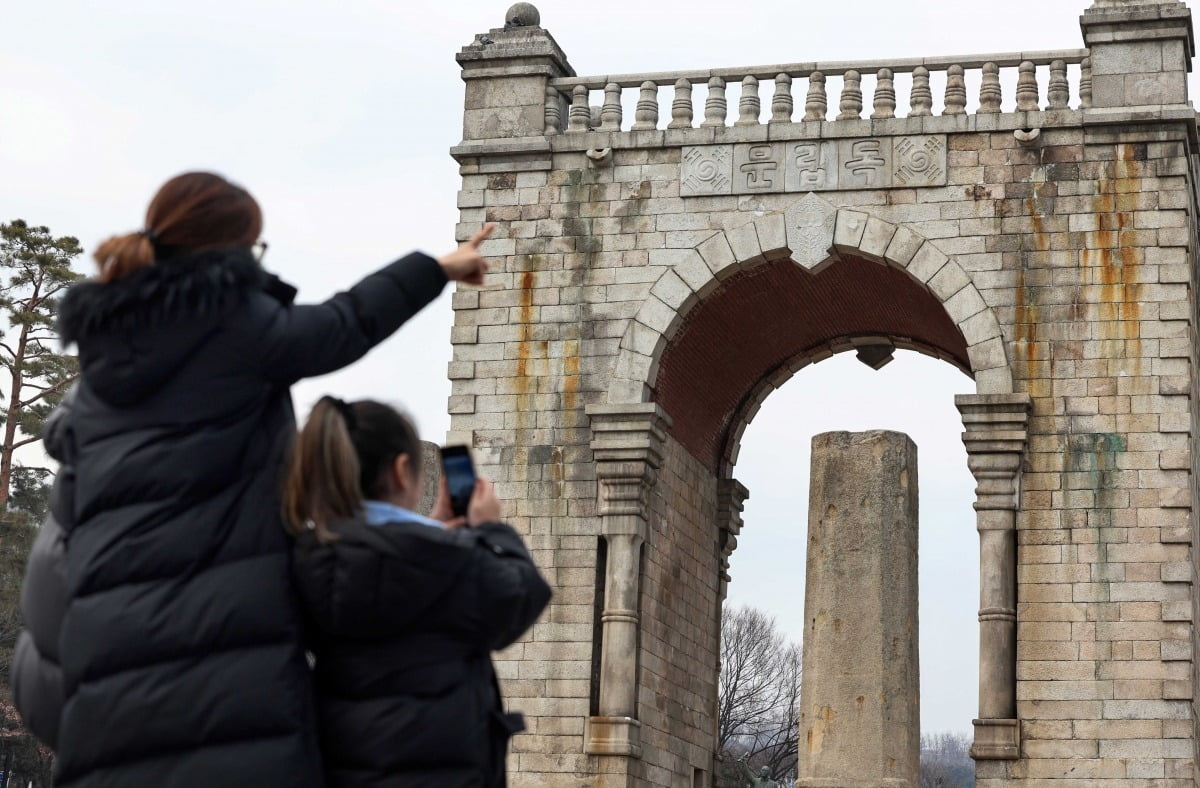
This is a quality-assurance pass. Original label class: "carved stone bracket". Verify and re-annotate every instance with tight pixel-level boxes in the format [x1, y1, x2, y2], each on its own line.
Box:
[584, 404, 672, 759]
[716, 479, 749, 596]
[956, 393, 1031, 761]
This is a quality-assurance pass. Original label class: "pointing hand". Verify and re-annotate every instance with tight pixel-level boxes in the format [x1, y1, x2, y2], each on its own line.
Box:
[438, 223, 495, 286]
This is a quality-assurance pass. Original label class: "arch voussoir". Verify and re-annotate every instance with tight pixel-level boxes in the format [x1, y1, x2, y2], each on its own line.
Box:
[607, 206, 1017, 406]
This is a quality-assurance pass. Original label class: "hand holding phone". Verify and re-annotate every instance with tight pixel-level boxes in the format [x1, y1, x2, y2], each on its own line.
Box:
[440, 445, 477, 518]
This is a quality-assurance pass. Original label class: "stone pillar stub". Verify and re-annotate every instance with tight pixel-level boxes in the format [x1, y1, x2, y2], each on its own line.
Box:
[457, 17, 575, 143]
[1080, 0, 1194, 110]
[584, 403, 671, 759]
[797, 430, 920, 788]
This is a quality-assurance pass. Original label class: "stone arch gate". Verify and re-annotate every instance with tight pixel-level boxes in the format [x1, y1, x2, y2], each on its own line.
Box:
[448, 2, 1200, 786]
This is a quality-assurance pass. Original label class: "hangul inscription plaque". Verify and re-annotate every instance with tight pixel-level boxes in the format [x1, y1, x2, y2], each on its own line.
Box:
[680, 135, 947, 196]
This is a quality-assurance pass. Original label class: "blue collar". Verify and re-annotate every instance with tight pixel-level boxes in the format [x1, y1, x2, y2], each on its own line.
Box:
[361, 500, 444, 529]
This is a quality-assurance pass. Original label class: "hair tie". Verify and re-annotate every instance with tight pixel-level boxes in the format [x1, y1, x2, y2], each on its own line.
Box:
[320, 396, 357, 431]
[138, 228, 160, 244]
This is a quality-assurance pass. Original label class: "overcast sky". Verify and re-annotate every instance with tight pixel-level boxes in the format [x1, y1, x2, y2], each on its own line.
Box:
[2, 0, 1145, 735]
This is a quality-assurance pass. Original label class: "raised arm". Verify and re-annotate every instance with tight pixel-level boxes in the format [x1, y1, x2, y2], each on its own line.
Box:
[259, 225, 494, 383]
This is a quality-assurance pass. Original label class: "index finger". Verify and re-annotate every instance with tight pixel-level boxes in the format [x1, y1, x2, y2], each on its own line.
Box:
[468, 223, 497, 248]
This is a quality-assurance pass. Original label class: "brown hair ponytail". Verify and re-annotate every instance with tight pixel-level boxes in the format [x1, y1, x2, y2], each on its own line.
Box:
[283, 398, 363, 542]
[93, 171, 263, 284]
[284, 397, 424, 543]
[92, 232, 156, 284]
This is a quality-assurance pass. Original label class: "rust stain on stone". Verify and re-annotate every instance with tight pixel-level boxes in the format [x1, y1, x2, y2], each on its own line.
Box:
[516, 270, 535, 381]
[806, 705, 836, 755]
[1090, 144, 1144, 371]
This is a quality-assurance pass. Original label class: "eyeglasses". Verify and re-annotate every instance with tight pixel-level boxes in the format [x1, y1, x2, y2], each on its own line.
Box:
[252, 241, 269, 262]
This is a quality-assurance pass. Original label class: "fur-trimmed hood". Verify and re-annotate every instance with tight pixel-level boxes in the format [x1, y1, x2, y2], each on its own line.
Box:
[58, 250, 297, 407]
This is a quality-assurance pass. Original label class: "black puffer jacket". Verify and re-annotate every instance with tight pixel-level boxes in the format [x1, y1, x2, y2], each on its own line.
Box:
[293, 518, 551, 788]
[50, 249, 446, 788]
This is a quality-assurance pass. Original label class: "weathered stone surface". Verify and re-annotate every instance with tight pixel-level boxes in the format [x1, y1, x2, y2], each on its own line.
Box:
[451, 2, 1200, 786]
[797, 431, 920, 788]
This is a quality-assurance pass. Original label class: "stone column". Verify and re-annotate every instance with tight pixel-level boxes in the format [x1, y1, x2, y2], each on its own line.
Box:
[1080, 0, 1194, 111]
[956, 393, 1032, 761]
[796, 431, 920, 788]
[584, 403, 671, 758]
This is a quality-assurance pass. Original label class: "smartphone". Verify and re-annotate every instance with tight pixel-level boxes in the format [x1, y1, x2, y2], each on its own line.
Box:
[440, 445, 477, 518]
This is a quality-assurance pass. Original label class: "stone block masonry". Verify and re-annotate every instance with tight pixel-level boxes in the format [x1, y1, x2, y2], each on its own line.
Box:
[452, 1, 1200, 786]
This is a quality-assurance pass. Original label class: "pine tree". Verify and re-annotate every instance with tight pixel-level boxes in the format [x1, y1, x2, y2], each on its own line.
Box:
[0, 220, 83, 509]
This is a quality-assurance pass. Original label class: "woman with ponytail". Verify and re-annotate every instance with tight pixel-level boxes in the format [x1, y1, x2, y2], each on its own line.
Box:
[286, 398, 550, 788]
[31, 171, 494, 788]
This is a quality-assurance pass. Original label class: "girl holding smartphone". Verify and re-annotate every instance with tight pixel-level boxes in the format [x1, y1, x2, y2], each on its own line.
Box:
[285, 397, 551, 788]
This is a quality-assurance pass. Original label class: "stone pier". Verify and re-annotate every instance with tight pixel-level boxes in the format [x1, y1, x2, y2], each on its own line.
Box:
[797, 431, 920, 788]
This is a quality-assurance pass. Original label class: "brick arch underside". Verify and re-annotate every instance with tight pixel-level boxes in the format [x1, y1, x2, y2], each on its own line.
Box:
[654, 254, 971, 473]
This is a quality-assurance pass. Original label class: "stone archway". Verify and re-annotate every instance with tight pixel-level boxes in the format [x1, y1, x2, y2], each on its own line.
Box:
[605, 201, 1012, 407]
[451, 3, 1199, 784]
[588, 205, 1031, 767]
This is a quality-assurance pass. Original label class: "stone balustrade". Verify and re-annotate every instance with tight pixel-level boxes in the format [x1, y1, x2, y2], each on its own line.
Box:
[543, 51, 1091, 136]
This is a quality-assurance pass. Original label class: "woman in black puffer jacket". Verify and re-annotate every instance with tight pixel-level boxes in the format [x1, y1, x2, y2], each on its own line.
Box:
[27, 171, 493, 788]
[286, 398, 551, 788]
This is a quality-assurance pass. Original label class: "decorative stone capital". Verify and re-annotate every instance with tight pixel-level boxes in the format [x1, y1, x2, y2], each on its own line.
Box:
[956, 394, 1031, 514]
[587, 404, 671, 535]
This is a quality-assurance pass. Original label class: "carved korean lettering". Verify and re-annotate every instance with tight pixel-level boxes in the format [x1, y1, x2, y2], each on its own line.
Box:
[681, 145, 733, 196]
[840, 138, 891, 188]
[786, 142, 838, 191]
[733, 143, 783, 193]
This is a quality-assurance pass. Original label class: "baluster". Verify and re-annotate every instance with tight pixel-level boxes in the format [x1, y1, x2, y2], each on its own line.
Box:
[737, 76, 761, 125]
[632, 81, 659, 130]
[1016, 61, 1039, 112]
[669, 78, 694, 129]
[910, 66, 932, 117]
[872, 68, 896, 119]
[599, 82, 622, 131]
[1047, 59, 1069, 110]
[703, 77, 727, 127]
[979, 62, 1002, 114]
[1080, 56, 1093, 109]
[771, 73, 793, 123]
[837, 69, 862, 120]
[544, 86, 562, 135]
[944, 65, 966, 115]
[567, 85, 590, 132]
[804, 71, 827, 121]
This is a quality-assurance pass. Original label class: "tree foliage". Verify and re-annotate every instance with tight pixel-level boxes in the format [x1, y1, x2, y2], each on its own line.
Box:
[0, 219, 83, 510]
[920, 732, 974, 788]
[716, 605, 801, 785]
